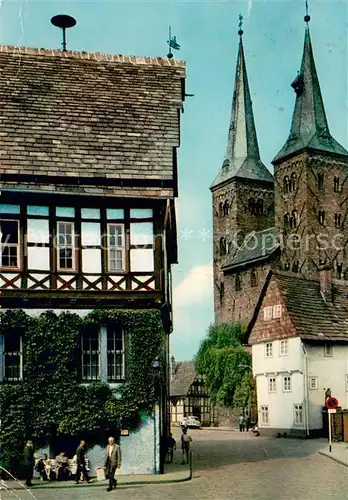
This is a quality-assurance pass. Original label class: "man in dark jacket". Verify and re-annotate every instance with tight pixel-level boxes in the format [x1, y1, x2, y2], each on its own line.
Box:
[23, 440, 35, 487]
[104, 436, 121, 492]
[75, 440, 90, 484]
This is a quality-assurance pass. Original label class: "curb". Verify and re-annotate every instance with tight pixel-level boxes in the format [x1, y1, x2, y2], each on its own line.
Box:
[318, 451, 348, 468]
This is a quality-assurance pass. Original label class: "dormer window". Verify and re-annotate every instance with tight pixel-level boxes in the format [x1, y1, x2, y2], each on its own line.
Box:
[318, 210, 325, 226]
[334, 176, 340, 193]
[318, 173, 324, 190]
[235, 274, 242, 292]
[283, 176, 290, 194]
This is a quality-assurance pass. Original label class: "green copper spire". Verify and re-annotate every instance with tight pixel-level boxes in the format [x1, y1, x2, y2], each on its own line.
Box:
[273, 20, 348, 164]
[212, 24, 273, 189]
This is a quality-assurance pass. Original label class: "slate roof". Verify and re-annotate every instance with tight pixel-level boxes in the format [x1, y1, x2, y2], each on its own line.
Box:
[222, 227, 279, 271]
[170, 360, 197, 397]
[273, 26, 348, 164]
[0, 45, 185, 198]
[211, 36, 273, 189]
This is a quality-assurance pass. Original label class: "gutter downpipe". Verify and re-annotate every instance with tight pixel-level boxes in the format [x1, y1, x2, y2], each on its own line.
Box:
[301, 342, 310, 437]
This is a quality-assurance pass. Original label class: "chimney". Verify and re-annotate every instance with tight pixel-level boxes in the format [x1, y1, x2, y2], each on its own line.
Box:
[319, 264, 332, 303]
[170, 356, 176, 381]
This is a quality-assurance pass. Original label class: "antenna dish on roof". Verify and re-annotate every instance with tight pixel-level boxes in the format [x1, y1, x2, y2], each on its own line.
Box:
[51, 14, 77, 52]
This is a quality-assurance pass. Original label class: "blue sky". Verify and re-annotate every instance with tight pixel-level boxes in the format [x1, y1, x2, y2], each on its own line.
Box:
[2, 0, 347, 360]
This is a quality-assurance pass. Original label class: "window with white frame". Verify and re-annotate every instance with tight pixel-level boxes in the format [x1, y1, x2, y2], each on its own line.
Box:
[57, 222, 75, 271]
[3, 334, 22, 381]
[268, 377, 276, 393]
[107, 325, 125, 382]
[273, 304, 282, 318]
[293, 404, 304, 425]
[107, 223, 125, 271]
[279, 339, 288, 356]
[81, 329, 100, 381]
[265, 342, 273, 358]
[260, 405, 269, 425]
[283, 375, 292, 392]
[263, 307, 273, 321]
[324, 344, 333, 357]
[309, 376, 318, 390]
[0, 220, 20, 269]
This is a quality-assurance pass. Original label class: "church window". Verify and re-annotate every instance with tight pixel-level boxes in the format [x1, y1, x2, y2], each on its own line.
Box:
[290, 210, 298, 229]
[284, 213, 289, 228]
[223, 200, 229, 217]
[250, 270, 257, 287]
[283, 176, 290, 194]
[334, 213, 342, 228]
[219, 237, 226, 256]
[219, 202, 224, 218]
[292, 260, 299, 273]
[290, 173, 297, 192]
[235, 274, 242, 292]
[248, 198, 255, 214]
[334, 176, 340, 193]
[318, 173, 324, 190]
[256, 199, 264, 215]
[318, 210, 325, 225]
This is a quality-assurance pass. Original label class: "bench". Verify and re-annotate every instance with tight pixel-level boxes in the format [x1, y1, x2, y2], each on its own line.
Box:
[34, 457, 90, 480]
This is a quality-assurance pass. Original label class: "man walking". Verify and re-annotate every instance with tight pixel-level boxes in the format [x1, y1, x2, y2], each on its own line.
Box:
[75, 440, 90, 484]
[23, 440, 35, 487]
[104, 436, 121, 492]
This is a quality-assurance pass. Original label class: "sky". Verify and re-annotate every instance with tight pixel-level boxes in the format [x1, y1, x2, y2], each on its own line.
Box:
[1, 0, 347, 360]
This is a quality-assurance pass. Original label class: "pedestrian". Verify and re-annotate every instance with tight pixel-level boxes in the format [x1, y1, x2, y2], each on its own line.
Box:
[104, 436, 121, 492]
[166, 433, 176, 464]
[55, 451, 69, 481]
[181, 427, 192, 465]
[75, 440, 90, 484]
[245, 414, 251, 432]
[239, 414, 244, 432]
[23, 440, 35, 487]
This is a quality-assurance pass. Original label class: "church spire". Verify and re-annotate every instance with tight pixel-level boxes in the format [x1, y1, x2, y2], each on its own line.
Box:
[211, 18, 273, 189]
[273, 12, 348, 164]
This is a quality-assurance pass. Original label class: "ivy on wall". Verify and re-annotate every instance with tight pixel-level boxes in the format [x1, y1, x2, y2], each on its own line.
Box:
[0, 308, 164, 474]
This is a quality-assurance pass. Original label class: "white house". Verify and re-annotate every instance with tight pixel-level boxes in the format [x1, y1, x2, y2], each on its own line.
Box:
[246, 267, 348, 436]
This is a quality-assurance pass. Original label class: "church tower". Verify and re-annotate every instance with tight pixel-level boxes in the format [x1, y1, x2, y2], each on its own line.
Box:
[272, 13, 348, 279]
[211, 24, 274, 322]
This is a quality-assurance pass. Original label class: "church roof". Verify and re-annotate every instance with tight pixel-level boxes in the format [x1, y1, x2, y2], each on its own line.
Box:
[273, 24, 348, 164]
[211, 35, 273, 189]
[170, 360, 197, 397]
[0, 45, 185, 198]
[222, 227, 279, 271]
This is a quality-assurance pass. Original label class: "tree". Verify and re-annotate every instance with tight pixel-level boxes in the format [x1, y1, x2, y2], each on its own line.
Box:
[194, 323, 253, 408]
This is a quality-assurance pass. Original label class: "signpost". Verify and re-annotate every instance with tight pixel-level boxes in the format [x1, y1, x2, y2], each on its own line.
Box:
[326, 397, 339, 453]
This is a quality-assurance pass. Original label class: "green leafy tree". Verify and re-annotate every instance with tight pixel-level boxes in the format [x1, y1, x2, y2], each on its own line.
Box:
[195, 323, 253, 408]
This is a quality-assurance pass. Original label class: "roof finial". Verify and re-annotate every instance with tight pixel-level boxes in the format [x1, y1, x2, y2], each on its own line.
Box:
[238, 13, 244, 37]
[304, 0, 311, 24]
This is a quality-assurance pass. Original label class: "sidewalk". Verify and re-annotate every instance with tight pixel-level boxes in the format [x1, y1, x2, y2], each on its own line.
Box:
[318, 441, 348, 467]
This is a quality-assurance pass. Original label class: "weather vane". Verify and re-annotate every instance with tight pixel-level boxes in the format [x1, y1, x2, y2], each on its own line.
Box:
[167, 26, 180, 59]
[238, 14, 244, 36]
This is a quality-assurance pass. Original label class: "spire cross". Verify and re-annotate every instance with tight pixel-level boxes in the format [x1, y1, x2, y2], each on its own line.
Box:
[304, 0, 311, 24]
[238, 13, 244, 37]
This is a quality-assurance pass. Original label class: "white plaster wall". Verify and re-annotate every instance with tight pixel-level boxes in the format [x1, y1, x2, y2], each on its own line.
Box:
[305, 343, 348, 429]
[252, 337, 303, 376]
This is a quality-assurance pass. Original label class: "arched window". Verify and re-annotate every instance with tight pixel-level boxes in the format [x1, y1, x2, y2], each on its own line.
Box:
[336, 262, 343, 280]
[318, 173, 324, 190]
[250, 270, 257, 287]
[318, 210, 325, 225]
[334, 176, 340, 193]
[248, 198, 255, 215]
[219, 237, 226, 256]
[284, 262, 290, 271]
[223, 200, 229, 217]
[219, 202, 224, 217]
[335, 213, 342, 228]
[292, 260, 299, 273]
[256, 199, 264, 215]
[220, 281, 225, 302]
[284, 213, 289, 228]
[235, 274, 242, 292]
[283, 176, 290, 194]
[290, 172, 297, 192]
[291, 209, 298, 228]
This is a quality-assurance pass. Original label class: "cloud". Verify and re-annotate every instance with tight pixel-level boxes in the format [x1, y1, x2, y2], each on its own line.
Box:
[173, 263, 213, 309]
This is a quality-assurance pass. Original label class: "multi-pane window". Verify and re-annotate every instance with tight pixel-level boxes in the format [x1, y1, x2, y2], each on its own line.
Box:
[263, 307, 273, 321]
[0, 220, 20, 268]
[283, 375, 292, 392]
[294, 404, 303, 425]
[81, 329, 100, 381]
[57, 222, 75, 270]
[4, 335, 22, 381]
[107, 224, 125, 271]
[260, 405, 269, 425]
[309, 376, 318, 390]
[268, 377, 276, 393]
[107, 326, 125, 382]
[265, 342, 273, 358]
[280, 339, 288, 356]
[273, 305, 282, 319]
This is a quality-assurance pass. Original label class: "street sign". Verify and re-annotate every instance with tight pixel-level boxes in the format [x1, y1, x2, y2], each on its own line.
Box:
[326, 397, 339, 409]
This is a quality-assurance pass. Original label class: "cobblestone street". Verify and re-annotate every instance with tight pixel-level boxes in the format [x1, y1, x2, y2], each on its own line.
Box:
[2, 429, 347, 500]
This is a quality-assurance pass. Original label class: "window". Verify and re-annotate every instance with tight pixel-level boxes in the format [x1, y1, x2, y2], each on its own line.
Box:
[293, 404, 303, 425]
[219, 237, 226, 257]
[279, 339, 288, 356]
[4, 335, 22, 381]
[318, 173, 324, 190]
[81, 208, 100, 219]
[220, 281, 224, 303]
[107, 209, 124, 219]
[130, 208, 153, 219]
[283, 176, 290, 194]
[283, 375, 292, 392]
[334, 176, 340, 193]
[250, 270, 257, 287]
[324, 344, 333, 357]
[284, 213, 289, 229]
[284, 261, 290, 271]
[81, 329, 100, 381]
[335, 213, 342, 228]
[292, 260, 299, 273]
[57, 222, 75, 271]
[0, 204, 20, 214]
[336, 262, 343, 280]
[107, 224, 125, 271]
[260, 405, 269, 425]
[0, 220, 20, 269]
[248, 198, 255, 214]
[309, 376, 318, 390]
[345, 374, 348, 392]
[107, 326, 125, 382]
[219, 202, 223, 218]
[256, 199, 264, 215]
[223, 200, 229, 217]
[235, 274, 241, 292]
[273, 305, 282, 319]
[290, 172, 297, 192]
[265, 342, 273, 358]
[56, 207, 75, 218]
[318, 210, 325, 225]
[263, 307, 273, 321]
[268, 377, 276, 393]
